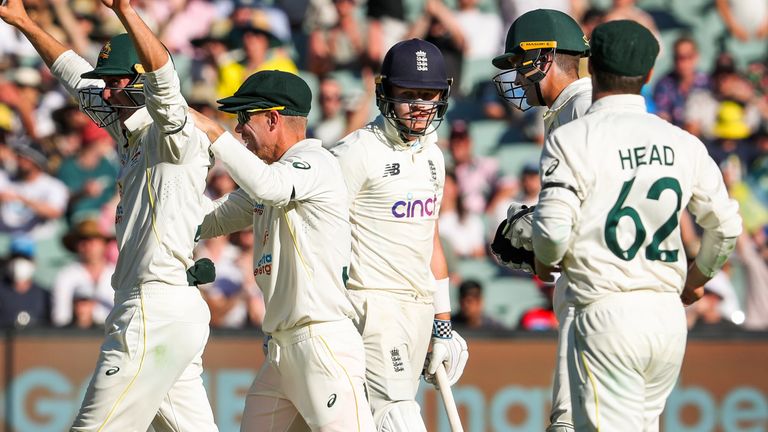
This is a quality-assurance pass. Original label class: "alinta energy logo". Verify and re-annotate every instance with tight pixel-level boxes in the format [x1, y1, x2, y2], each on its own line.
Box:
[253, 253, 272, 276]
[391, 192, 437, 219]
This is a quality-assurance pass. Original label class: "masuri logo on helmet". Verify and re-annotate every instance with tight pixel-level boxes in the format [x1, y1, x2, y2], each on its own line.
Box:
[492, 9, 589, 111]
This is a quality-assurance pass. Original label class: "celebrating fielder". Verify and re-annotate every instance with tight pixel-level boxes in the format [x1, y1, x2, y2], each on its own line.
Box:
[192, 70, 374, 431]
[0, 0, 220, 430]
[330, 39, 469, 431]
[489, 9, 590, 432]
[532, 20, 742, 431]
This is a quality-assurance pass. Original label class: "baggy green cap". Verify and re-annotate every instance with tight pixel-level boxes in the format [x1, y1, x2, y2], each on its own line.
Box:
[590, 20, 659, 77]
[492, 9, 589, 69]
[217, 70, 311, 117]
[81, 33, 145, 79]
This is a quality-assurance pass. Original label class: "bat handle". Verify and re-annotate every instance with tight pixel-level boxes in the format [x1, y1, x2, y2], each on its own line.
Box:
[435, 364, 464, 432]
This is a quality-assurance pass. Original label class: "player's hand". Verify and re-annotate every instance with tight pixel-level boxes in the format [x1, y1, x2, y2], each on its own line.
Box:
[100, 0, 132, 12]
[490, 202, 536, 273]
[424, 328, 468, 387]
[681, 285, 704, 306]
[0, 0, 32, 28]
[186, 258, 216, 286]
[189, 108, 226, 143]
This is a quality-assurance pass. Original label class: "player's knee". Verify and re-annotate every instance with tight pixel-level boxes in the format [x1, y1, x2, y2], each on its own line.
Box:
[375, 401, 426, 432]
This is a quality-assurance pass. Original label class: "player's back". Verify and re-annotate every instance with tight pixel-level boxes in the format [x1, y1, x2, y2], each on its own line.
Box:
[543, 94, 731, 306]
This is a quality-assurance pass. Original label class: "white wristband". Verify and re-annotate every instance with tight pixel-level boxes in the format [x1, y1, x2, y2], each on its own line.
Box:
[433, 278, 451, 314]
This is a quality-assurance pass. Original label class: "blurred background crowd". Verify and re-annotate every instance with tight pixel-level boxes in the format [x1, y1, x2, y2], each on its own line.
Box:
[0, 0, 767, 335]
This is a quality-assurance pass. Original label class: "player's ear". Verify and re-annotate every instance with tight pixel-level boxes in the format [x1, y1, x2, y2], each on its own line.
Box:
[644, 68, 654, 84]
[268, 110, 279, 130]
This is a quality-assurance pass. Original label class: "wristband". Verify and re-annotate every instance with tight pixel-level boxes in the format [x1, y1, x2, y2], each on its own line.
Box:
[432, 319, 452, 339]
[433, 277, 451, 314]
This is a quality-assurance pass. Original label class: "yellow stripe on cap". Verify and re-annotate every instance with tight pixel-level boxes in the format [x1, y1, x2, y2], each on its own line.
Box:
[246, 106, 286, 113]
[519, 41, 557, 50]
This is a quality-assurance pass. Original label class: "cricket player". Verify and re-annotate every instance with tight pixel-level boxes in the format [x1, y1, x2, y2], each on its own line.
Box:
[191, 70, 374, 431]
[329, 39, 469, 431]
[532, 20, 742, 431]
[0, 0, 219, 430]
[488, 9, 590, 432]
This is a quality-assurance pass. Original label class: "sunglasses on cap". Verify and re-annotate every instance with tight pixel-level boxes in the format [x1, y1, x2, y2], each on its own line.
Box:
[236, 106, 285, 125]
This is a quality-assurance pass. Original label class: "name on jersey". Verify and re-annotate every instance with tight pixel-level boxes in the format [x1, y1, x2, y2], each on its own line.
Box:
[391, 193, 437, 219]
[254, 253, 272, 276]
[619, 145, 674, 170]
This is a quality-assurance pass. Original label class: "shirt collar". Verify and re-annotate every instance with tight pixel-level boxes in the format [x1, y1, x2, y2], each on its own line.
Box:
[373, 115, 437, 153]
[279, 138, 322, 161]
[586, 94, 647, 115]
[550, 77, 592, 113]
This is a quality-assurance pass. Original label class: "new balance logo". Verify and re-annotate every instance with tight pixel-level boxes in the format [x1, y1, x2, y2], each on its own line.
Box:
[383, 163, 401, 177]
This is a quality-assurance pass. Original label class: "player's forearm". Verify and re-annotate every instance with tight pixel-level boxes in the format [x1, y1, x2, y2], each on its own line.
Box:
[14, 17, 69, 69]
[532, 195, 576, 266]
[111, 5, 169, 72]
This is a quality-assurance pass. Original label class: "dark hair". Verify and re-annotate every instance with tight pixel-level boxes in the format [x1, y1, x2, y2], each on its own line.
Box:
[593, 69, 646, 94]
[673, 35, 697, 53]
[553, 52, 581, 79]
[459, 280, 483, 299]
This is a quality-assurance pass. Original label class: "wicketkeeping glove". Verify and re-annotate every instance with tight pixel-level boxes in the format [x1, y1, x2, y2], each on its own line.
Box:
[423, 320, 468, 387]
[186, 258, 216, 286]
[490, 202, 536, 273]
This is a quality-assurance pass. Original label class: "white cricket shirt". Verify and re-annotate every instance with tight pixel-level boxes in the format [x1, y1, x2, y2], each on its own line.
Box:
[533, 95, 742, 306]
[330, 116, 445, 298]
[200, 133, 354, 333]
[51, 51, 213, 291]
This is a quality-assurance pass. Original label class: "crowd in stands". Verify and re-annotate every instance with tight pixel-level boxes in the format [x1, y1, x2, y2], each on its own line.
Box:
[1, 0, 767, 333]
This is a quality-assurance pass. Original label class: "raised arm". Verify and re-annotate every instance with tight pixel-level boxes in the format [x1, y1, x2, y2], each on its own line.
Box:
[0, 0, 69, 68]
[102, 0, 168, 72]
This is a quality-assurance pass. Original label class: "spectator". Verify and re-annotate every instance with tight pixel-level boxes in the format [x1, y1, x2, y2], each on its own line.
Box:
[454, 0, 503, 60]
[0, 236, 50, 328]
[686, 271, 743, 332]
[0, 142, 68, 240]
[517, 162, 540, 207]
[313, 76, 347, 145]
[407, 0, 466, 92]
[603, 0, 660, 43]
[56, 122, 118, 223]
[451, 280, 506, 329]
[196, 235, 252, 328]
[8, 66, 66, 140]
[518, 276, 558, 331]
[738, 228, 768, 330]
[365, 0, 408, 66]
[307, 0, 367, 76]
[68, 284, 99, 329]
[439, 171, 487, 258]
[716, 0, 768, 42]
[448, 119, 504, 215]
[51, 218, 114, 328]
[653, 36, 710, 127]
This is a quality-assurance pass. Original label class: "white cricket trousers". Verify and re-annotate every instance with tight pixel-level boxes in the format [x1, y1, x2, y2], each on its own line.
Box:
[72, 284, 217, 432]
[568, 291, 687, 432]
[240, 318, 375, 432]
[347, 289, 434, 429]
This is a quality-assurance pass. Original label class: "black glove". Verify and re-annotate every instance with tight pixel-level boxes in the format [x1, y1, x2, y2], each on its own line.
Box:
[186, 258, 216, 286]
[490, 220, 535, 271]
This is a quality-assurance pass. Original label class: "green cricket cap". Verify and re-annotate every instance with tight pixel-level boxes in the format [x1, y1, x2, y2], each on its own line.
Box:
[81, 33, 145, 79]
[492, 9, 589, 69]
[590, 20, 659, 77]
[217, 70, 311, 117]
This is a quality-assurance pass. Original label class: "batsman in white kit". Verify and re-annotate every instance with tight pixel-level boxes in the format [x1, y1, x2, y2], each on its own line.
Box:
[0, 0, 220, 430]
[532, 21, 742, 431]
[330, 39, 469, 431]
[489, 9, 591, 432]
[192, 70, 375, 431]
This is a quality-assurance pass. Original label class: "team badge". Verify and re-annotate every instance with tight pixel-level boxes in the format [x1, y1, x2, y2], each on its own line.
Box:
[416, 50, 428, 71]
[99, 42, 112, 59]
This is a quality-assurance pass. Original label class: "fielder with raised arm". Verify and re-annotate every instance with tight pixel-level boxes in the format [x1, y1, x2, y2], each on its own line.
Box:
[532, 20, 742, 431]
[330, 39, 468, 431]
[0, 0, 220, 430]
[488, 9, 590, 432]
[192, 70, 374, 431]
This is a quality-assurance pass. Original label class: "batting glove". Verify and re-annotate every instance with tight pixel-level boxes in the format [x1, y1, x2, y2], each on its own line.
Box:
[186, 258, 216, 286]
[490, 202, 536, 273]
[423, 320, 468, 387]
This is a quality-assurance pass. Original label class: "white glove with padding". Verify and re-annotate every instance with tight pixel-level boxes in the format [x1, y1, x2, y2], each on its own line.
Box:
[424, 328, 468, 387]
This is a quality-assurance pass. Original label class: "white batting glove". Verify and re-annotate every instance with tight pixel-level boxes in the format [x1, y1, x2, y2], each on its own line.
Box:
[423, 321, 468, 387]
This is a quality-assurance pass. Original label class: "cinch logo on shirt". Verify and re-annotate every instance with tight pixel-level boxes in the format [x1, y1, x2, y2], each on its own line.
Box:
[391, 193, 437, 218]
[253, 203, 265, 215]
[254, 253, 272, 276]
